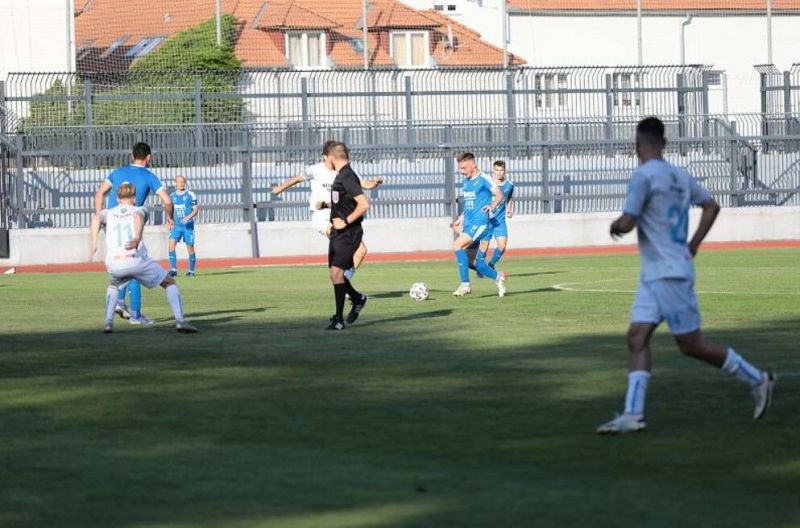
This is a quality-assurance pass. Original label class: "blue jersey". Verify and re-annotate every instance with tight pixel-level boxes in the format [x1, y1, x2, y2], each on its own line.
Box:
[491, 179, 514, 224]
[462, 172, 497, 226]
[171, 190, 198, 229]
[623, 159, 712, 282]
[105, 165, 164, 207]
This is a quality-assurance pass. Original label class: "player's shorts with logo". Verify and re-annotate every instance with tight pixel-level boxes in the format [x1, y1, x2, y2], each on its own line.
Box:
[108, 259, 168, 289]
[169, 225, 195, 246]
[312, 210, 331, 237]
[463, 222, 491, 242]
[328, 225, 363, 270]
[631, 278, 701, 335]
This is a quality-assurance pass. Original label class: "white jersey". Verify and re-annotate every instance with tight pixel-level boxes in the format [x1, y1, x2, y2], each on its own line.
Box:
[98, 205, 150, 273]
[303, 162, 337, 211]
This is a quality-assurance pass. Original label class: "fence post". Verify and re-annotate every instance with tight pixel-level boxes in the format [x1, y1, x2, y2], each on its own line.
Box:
[84, 80, 95, 170]
[404, 76, 414, 161]
[241, 127, 259, 257]
[443, 125, 456, 219]
[783, 70, 792, 137]
[676, 73, 687, 156]
[14, 134, 25, 228]
[729, 120, 739, 207]
[301, 77, 311, 167]
[701, 71, 710, 155]
[194, 79, 204, 166]
[760, 73, 770, 154]
[0, 81, 7, 136]
[506, 71, 517, 147]
[604, 73, 614, 158]
[541, 125, 550, 214]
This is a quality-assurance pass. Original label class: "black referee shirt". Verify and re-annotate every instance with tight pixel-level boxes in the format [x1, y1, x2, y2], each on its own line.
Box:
[330, 164, 365, 227]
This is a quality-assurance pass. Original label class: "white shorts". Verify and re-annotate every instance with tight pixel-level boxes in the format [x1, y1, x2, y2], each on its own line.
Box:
[108, 259, 168, 290]
[311, 210, 331, 238]
[631, 278, 702, 335]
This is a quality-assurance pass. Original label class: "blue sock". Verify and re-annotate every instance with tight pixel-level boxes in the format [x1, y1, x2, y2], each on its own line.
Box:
[188, 253, 196, 273]
[455, 249, 470, 283]
[489, 248, 505, 267]
[130, 279, 142, 316]
[169, 250, 177, 270]
[475, 250, 498, 280]
[117, 285, 128, 306]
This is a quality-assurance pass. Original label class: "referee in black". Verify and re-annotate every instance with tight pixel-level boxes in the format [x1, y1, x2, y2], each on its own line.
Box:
[326, 142, 369, 330]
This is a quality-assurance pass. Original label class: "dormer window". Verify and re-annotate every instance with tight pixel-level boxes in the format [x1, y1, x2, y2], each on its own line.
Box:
[287, 32, 328, 69]
[390, 31, 429, 68]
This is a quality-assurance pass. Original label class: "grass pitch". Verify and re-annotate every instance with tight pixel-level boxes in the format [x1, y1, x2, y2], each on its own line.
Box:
[1, 248, 799, 528]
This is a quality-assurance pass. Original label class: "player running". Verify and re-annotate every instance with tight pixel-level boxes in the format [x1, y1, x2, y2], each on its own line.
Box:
[94, 142, 174, 325]
[597, 117, 775, 434]
[168, 175, 199, 277]
[485, 160, 513, 269]
[271, 140, 382, 280]
[451, 152, 506, 297]
[90, 183, 196, 334]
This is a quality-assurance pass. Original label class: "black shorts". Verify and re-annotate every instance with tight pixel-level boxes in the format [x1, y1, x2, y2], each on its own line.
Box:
[328, 225, 363, 270]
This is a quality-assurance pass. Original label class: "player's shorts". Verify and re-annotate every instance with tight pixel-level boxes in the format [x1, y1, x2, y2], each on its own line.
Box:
[462, 222, 491, 242]
[631, 278, 702, 335]
[108, 259, 168, 290]
[169, 226, 195, 246]
[312, 210, 331, 238]
[489, 220, 508, 239]
[329, 225, 363, 270]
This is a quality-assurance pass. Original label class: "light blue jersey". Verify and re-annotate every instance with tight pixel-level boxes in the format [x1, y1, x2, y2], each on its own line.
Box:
[623, 159, 712, 282]
[171, 190, 197, 229]
[462, 172, 497, 226]
[490, 179, 514, 225]
[105, 165, 163, 207]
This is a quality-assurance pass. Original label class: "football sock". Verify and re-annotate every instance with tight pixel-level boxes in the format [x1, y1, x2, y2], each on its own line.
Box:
[169, 251, 177, 271]
[455, 249, 470, 283]
[117, 284, 128, 306]
[721, 348, 763, 388]
[344, 278, 361, 302]
[105, 286, 119, 325]
[333, 283, 347, 319]
[165, 284, 185, 321]
[489, 248, 505, 267]
[130, 279, 142, 315]
[344, 267, 355, 280]
[624, 370, 651, 415]
[188, 253, 196, 273]
[474, 250, 498, 280]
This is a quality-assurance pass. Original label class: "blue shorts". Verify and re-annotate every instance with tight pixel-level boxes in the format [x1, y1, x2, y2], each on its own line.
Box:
[463, 222, 491, 243]
[489, 220, 508, 239]
[170, 226, 195, 246]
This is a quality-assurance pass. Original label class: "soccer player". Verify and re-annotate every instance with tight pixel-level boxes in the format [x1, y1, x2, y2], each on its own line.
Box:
[451, 153, 506, 297]
[597, 117, 775, 434]
[168, 175, 199, 277]
[485, 160, 513, 269]
[90, 183, 196, 334]
[271, 140, 382, 280]
[326, 143, 369, 330]
[94, 142, 174, 325]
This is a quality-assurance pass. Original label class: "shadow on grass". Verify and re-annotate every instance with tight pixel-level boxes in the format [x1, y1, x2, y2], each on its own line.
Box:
[0, 317, 798, 528]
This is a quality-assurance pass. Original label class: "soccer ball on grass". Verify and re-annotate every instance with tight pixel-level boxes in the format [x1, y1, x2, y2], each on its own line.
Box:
[409, 282, 430, 301]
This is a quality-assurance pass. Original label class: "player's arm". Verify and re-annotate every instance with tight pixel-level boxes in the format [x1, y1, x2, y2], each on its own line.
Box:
[506, 188, 514, 218]
[183, 195, 200, 223]
[89, 212, 104, 259]
[125, 210, 147, 250]
[272, 174, 305, 195]
[688, 199, 720, 257]
[483, 185, 503, 212]
[156, 188, 174, 227]
[612, 170, 648, 239]
[94, 181, 112, 213]
[610, 214, 637, 238]
[360, 177, 384, 190]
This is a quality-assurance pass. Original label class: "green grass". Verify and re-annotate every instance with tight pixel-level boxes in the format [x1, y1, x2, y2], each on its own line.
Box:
[1, 248, 799, 528]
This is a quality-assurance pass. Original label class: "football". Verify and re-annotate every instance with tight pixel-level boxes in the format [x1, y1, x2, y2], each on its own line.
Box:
[409, 282, 430, 301]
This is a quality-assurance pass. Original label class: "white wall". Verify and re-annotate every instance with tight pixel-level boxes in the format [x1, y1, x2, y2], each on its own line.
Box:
[2, 207, 798, 266]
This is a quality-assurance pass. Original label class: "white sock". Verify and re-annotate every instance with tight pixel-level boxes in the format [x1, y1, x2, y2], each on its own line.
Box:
[624, 370, 651, 416]
[165, 284, 185, 322]
[105, 286, 119, 325]
[721, 348, 763, 388]
[344, 268, 356, 280]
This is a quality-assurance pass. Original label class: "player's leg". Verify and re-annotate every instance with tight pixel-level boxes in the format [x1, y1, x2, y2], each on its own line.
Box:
[159, 275, 197, 333]
[115, 284, 131, 319]
[474, 238, 499, 280]
[489, 236, 508, 268]
[128, 279, 152, 326]
[345, 241, 366, 281]
[452, 232, 475, 296]
[104, 279, 123, 333]
[327, 232, 348, 330]
[168, 227, 182, 277]
[185, 229, 196, 277]
[345, 230, 367, 324]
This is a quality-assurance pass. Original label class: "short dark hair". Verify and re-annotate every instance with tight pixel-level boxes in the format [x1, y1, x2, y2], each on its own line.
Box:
[329, 142, 350, 161]
[132, 142, 151, 160]
[457, 152, 475, 163]
[636, 117, 666, 146]
[322, 140, 338, 156]
[493, 160, 506, 169]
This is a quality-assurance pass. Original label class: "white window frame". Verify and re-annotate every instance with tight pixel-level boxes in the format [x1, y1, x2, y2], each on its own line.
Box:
[100, 35, 130, 59]
[124, 36, 165, 59]
[612, 72, 642, 108]
[389, 31, 430, 69]
[534, 73, 569, 110]
[285, 32, 328, 70]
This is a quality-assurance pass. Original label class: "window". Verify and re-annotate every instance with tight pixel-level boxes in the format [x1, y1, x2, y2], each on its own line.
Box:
[434, 1, 460, 13]
[124, 36, 165, 58]
[100, 35, 130, 59]
[534, 73, 568, 109]
[391, 31, 429, 68]
[287, 32, 327, 69]
[613, 73, 642, 107]
[706, 71, 722, 86]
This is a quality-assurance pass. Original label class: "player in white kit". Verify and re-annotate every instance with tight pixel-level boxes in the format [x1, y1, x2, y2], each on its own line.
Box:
[272, 141, 382, 279]
[91, 183, 197, 334]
